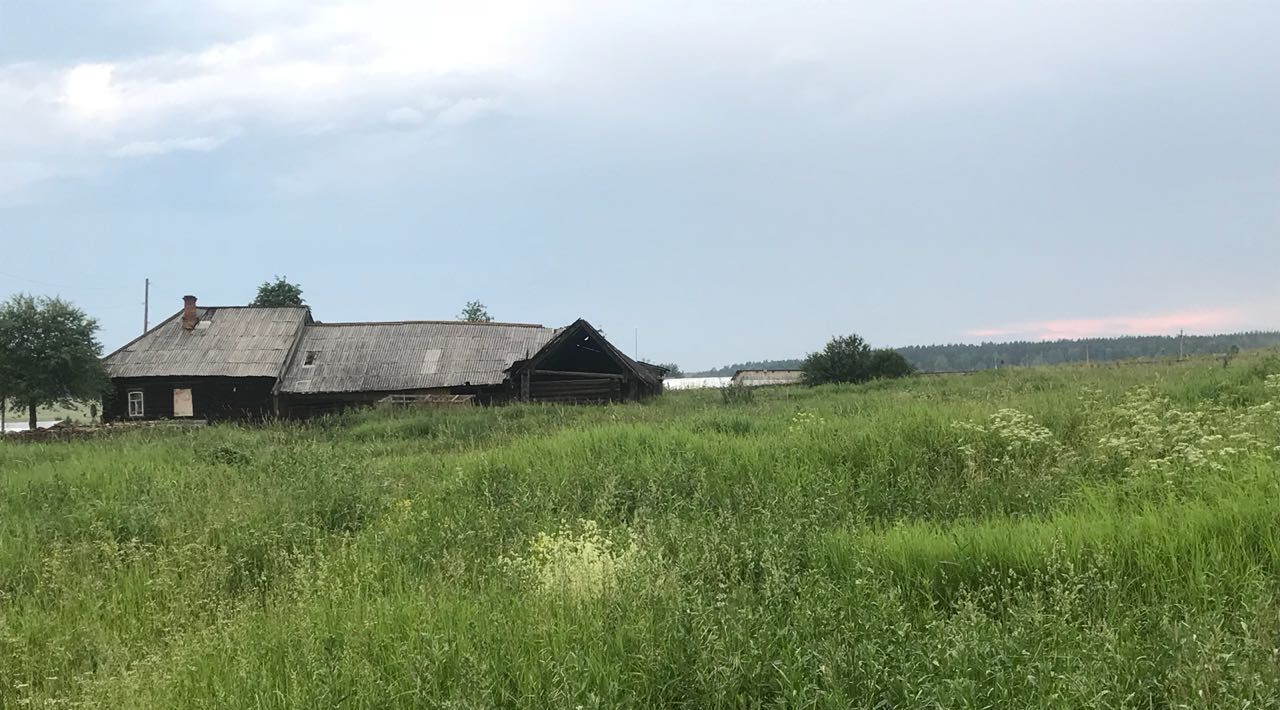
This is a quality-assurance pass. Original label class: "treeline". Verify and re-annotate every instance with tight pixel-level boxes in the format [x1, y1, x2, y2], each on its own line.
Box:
[688, 331, 1280, 376]
[691, 359, 804, 377]
[896, 331, 1280, 372]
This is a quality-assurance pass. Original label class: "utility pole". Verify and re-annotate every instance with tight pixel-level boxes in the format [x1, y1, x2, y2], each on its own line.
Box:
[1085, 343, 1090, 365]
[634, 328, 639, 360]
[1179, 329, 1184, 360]
[143, 278, 150, 333]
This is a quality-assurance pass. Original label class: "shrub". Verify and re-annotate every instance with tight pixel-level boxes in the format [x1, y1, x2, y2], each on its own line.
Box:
[719, 382, 754, 405]
[802, 333, 915, 385]
[870, 348, 915, 378]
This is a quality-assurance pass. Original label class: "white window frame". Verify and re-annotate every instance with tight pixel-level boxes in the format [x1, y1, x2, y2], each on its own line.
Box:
[127, 390, 145, 418]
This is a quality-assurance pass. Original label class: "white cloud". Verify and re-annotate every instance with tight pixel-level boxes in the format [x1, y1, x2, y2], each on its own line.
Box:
[0, 0, 1255, 198]
[386, 106, 426, 126]
[62, 64, 123, 122]
[112, 136, 228, 158]
[436, 97, 501, 126]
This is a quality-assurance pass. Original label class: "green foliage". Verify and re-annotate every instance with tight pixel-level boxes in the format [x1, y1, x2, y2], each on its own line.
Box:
[802, 333, 912, 385]
[870, 347, 915, 378]
[898, 331, 1280, 372]
[0, 293, 108, 427]
[802, 333, 872, 385]
[457, 300, 493, 323]
[692, 358, 803, 377]
[695, 331, 1280, 376]
[2, 352, 1280, 707]
[718, 381, 754, 405]
[249, 275, 305, 307]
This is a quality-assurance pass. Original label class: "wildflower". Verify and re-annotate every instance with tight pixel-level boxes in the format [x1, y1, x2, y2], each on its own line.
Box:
[506, 520, 643, 602]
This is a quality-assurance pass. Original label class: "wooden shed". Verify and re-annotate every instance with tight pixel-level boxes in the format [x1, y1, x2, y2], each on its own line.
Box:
[276, 318, 663, 416]
[102, 295, 664, 421]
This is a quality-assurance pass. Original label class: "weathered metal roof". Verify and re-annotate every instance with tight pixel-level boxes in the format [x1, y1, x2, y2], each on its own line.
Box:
[279, 321, 560, 394]
[104, 307, 310, 378]
[731, 369, 804, 386]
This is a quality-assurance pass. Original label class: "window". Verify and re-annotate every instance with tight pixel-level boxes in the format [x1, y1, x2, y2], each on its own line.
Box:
[303, 351, 318, 366]
[127, 390, 144, 417]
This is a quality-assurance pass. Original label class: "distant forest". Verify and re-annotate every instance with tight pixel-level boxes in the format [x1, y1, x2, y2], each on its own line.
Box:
[688, 331, 1280, 376]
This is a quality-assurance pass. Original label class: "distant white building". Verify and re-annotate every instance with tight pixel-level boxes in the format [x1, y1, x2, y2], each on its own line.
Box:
[663, 376, 732, 390]
[730, 369, 804, 387]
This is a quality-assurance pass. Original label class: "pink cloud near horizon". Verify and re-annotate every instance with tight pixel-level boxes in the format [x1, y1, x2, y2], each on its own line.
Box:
[967, 308, 1247, 342]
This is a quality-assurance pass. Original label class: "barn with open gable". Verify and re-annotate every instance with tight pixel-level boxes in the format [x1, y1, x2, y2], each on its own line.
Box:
[102, 296, 664, 421]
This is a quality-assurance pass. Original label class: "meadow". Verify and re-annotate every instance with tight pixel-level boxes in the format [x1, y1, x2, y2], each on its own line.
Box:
[2, 354, 1279, 708]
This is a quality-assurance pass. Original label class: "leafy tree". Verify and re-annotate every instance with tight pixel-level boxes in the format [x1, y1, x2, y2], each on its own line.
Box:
[802, 334, 916, 386]
[870, 348, 915, 379]
[250, 276, 305, 307]
[802, 334, 872, 385]
[458, 300, 493, 323]
[0, 294, 109, 429]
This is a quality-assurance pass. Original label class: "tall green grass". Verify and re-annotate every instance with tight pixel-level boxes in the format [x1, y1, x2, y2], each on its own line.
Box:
[2, 353, 1279, 707]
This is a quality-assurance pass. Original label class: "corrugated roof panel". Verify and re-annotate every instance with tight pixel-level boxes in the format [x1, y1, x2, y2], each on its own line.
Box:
[103, 307, 310, 379]
[278, 322, 560, 394]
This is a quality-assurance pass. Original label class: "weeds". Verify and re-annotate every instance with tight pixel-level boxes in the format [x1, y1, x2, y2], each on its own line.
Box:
[2, 352, 1279, 707]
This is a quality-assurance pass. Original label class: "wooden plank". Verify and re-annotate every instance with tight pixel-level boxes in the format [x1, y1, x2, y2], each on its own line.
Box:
[532, 369, 625, 380]
[531, 380, 616, 389]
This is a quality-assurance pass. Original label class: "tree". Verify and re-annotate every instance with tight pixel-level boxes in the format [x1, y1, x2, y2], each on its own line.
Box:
[458, 300, 493, 323]
[0, 294, 109, 429]
[869, 348, 915, 379]
[250, 276, 305, 307]
[802, 334, 915, 386]
[802, 334, 872, 385]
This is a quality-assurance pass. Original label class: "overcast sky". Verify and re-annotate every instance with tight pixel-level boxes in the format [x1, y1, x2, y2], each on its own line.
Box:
[1, 1, 1277, 369]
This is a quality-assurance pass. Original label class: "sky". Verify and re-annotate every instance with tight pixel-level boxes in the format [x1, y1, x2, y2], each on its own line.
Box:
[1, 1, 1277, 370]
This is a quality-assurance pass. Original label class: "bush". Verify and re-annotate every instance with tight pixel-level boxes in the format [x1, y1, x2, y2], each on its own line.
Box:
[719, 382, 755, 405]
[870, 349, 915, 379]
[802, 334, 915, 385]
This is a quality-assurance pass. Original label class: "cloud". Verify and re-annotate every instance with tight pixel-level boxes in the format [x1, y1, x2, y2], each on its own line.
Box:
[386, 106, 426, 126]
[436, 97, 502, 126]
[967, 308, 1248, 341]
[62, 64, 123, 121]
[0, 0, 1266, 199]
[0, 1, 537, 196]
[112, 136, 228, 157]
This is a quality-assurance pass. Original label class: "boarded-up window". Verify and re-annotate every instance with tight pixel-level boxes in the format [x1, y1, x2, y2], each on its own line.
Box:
[173, 388, 194, 417]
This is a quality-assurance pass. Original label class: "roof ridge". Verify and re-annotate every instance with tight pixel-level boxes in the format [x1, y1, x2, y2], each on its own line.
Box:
[197, 305, 311, 310]
[310, 320, 547, 328]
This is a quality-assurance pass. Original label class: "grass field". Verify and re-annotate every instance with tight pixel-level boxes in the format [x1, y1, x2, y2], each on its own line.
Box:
[3, 354, 1280, 707]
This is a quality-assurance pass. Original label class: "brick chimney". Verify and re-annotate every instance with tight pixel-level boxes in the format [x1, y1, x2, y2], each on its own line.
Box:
[181, 295, 199, 330]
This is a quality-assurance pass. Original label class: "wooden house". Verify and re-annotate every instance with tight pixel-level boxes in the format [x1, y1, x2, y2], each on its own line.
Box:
[102, 296, 663, 421]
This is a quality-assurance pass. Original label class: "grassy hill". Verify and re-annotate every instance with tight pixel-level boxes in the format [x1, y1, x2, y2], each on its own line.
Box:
[3, 354, 1280, 706]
